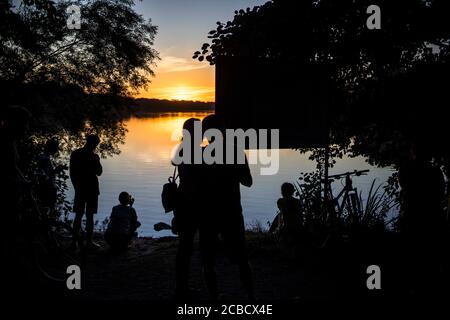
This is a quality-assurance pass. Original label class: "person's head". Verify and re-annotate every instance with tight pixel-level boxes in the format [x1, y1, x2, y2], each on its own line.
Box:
[0, 105, 31, 138]
[202, 114, 225, 134]
[281, 182, 295, 198]
[118, 191, 132, 205]
[202, 114, 226, 144]
[182, 117, 200, 136]
[182, 118, 202, 145]
[84, 134, 100, 152]
[44, 138, 60, 155]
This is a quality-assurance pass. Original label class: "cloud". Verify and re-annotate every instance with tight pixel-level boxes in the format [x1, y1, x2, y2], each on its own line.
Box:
[157, 55, 208, 73]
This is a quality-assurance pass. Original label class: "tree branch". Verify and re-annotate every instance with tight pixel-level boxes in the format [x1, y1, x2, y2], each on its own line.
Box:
[29, 38, 85, 72]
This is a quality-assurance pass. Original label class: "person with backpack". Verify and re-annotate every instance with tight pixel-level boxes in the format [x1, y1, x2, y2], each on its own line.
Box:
[171, 118, 203, 300]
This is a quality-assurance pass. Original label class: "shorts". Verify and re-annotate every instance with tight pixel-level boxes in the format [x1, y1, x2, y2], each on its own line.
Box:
[73, 192, 98, 215]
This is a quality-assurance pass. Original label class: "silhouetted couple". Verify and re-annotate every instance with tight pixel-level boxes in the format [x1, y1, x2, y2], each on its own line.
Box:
[173, 115, 254, 300]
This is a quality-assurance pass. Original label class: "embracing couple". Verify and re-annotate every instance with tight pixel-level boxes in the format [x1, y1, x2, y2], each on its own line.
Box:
[172, 114, 254, 301]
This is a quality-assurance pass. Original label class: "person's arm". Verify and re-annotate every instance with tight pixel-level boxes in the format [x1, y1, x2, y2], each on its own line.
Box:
[277, 198, 283, 211]
[130, 208, 140, 231]
[94, 154, 103, 176]
[171, 143, 183, 167]
[69, 152, 79, 188]
[106, 208, 114, 229]
[238, 153, 253, 187]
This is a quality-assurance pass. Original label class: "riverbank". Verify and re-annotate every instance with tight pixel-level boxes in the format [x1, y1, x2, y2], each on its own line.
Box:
[57, 230, 416, 302]
[66, 232, 333, 301]
[8, 228, 448, 320]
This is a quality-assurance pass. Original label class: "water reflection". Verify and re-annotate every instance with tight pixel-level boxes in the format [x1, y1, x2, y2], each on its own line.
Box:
[120, 113, 210, 163]
[67, 112, 394, 237]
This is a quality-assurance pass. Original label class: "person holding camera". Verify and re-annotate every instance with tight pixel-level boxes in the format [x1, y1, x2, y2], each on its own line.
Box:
[104, 191, 141, 252]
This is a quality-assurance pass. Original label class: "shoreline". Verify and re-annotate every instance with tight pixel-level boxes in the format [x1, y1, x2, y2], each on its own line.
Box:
[58, 230, 407, 302]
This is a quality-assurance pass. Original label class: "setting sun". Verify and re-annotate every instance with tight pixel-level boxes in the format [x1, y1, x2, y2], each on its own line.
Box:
[171, 86, 193, 101]
[136, 57, 215, 102]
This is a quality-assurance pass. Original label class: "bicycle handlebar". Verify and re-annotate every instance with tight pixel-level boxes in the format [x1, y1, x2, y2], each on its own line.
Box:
[327, 169, 370, 180]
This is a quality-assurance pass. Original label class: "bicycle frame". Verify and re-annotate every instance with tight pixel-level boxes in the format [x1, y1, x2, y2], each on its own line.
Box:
[323, 169, 369, 225]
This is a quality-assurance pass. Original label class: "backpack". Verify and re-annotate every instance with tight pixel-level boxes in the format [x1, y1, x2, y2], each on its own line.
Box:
[161, 167, 178, 213]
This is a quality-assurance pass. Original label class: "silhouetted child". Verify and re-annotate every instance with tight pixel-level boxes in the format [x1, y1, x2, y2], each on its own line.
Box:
[276, 183, 303, 245]
[104, 192, 141, 252]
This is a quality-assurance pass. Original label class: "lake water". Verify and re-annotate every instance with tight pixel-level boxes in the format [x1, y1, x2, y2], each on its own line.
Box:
[67, 112, 395, 237]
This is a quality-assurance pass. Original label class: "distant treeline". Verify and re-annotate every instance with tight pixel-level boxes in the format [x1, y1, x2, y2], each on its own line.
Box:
[131, 98, 215, 115]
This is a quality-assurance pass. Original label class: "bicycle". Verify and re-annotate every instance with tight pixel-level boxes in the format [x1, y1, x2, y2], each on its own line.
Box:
[18, 183, 84, 283]
[298, 169, 370, 249]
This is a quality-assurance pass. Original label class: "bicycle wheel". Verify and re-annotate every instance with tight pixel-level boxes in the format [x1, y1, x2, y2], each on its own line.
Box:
[33, 240, 74, 282]
[33, 221, 80, 282]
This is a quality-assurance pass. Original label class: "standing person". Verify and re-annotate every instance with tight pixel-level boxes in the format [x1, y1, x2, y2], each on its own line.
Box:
[172, 118, 203, 300]
[70, 134, 102, 249]
[398, 138, 446, 295]
[398, 139, 446, 235]
[200, 114, 255, 300]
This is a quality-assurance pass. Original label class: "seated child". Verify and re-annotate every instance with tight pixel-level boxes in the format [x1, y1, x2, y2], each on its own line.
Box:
[105, 191, 141, 251]
[276, 183, 303, 243]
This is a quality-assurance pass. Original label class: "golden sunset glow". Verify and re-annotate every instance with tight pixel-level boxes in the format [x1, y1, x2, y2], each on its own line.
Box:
[171, 86, 191, 100]
[121, 113, 212, 162]
[136, 55, 215, 102]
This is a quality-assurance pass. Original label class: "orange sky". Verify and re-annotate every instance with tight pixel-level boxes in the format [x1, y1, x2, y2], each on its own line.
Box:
[132, 0, 267, 103]
[136, 57, 215, 102]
